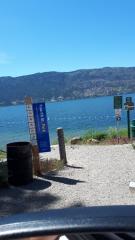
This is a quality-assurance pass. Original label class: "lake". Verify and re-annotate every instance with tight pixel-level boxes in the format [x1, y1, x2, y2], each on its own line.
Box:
[0, 93, 135, 149]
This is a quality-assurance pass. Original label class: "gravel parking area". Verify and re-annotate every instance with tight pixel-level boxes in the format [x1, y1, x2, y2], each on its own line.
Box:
[0, 144, 135, 217]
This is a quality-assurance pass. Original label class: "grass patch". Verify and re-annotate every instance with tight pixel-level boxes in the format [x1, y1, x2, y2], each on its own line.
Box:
[52, 139, 58, 145]
[0, 160, 8, 186]
[82, 130, 108, 142]
[82, 127, 128, 143]
[40, 159, 64, 173]
[52, 137, 69, 145]
[107, 127, 127, 139]
[0, 150, 6, 161]
[132, 143, 135, 149]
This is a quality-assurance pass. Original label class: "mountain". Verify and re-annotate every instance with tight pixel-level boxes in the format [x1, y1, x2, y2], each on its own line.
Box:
[1, 67, 135, 105]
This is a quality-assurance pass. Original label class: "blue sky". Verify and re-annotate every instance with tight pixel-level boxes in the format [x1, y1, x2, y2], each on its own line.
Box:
[0, 0, 135, 76]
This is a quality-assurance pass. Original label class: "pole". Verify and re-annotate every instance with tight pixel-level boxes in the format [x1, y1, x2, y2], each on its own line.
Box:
[31, 145, 41, 176]
[57, 128, 67, 165]
[116, 119, 119, 144]
[127, 109, 131, 139]
[25, 96, 41, 176]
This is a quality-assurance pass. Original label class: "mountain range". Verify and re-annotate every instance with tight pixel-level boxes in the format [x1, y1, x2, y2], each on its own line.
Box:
[1, 67, 135, 105]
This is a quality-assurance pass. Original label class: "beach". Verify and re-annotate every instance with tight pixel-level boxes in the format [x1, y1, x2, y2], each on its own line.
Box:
[1, 144, 135, 217]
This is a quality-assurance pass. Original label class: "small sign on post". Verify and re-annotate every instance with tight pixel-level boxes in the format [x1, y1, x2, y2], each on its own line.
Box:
[114, 96, 122, 109]
[113, 96, 123, 144]
[124, 97, 134, 139]
[115, 109, 121, 121]
[124, 97, 134, 110]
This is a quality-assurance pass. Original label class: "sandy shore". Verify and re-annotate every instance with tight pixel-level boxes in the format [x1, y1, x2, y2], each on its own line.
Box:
[1, 144, 135, 217]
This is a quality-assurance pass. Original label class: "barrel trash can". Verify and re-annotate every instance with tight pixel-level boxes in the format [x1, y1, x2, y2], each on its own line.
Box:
[7, 142, 33, 186]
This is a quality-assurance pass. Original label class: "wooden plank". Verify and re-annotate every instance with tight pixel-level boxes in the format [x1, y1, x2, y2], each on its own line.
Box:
[25, 96, 41, 176]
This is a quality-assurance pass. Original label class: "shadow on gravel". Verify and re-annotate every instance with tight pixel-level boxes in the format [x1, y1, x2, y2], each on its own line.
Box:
[66, 164, 84, 169]
[20, 178, 51, 191]
[69, 202, 85, 208]
[42, 174, 85, 185]
[0, 184, 60, 217]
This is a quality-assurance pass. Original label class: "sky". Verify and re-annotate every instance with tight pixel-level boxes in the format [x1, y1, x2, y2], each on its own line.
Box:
[0, 0, 135, 77]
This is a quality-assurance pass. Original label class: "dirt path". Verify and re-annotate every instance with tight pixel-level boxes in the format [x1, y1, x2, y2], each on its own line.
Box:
[1, 144, 135, 217]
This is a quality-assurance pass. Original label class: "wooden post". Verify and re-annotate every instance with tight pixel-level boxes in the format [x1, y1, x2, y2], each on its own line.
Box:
[31, 145, 41, 176]
[57, 127, 67, 165]
[25, 96, 41, 176]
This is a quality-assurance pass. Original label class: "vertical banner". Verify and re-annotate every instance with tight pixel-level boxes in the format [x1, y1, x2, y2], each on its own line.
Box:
[32, 102, 51, 152]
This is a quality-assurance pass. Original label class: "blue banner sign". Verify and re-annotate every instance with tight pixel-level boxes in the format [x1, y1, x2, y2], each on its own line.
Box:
[32, 102, 51, 152]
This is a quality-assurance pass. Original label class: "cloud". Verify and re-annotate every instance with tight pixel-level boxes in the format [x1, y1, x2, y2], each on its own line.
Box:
[0, 52, 12, 64]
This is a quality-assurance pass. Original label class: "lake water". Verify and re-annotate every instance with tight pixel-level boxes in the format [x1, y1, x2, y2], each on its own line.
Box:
[0, 93, 135, 149]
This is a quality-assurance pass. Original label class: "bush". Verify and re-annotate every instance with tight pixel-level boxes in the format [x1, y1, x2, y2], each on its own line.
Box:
[107, 127, 127, 139]
[93, 131, 108, 141]
[0, 150, 6, 160]
[82, 127, 128, 143]
[82, 130, 108, 141]
[82, 130, 93, 141]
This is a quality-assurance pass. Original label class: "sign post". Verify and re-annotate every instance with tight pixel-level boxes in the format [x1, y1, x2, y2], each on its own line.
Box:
[114, 96, 122, 143]
[25, 97, 41, 176]
[124, 97, 134, 139]
[127, 109, 130, 139]
[114, 96, 122, 109]
[114, 109, 121, 143]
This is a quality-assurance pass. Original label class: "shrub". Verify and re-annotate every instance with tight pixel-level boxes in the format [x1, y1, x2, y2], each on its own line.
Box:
[52, 137, 68, 145]
[82, 130, 108, 141]
[93, 131, 108, 141]
[107, 127, 127, 139]
[82, 130, 93, 141]
[0, 150, 6, 160]
[82, 127, 128, 143]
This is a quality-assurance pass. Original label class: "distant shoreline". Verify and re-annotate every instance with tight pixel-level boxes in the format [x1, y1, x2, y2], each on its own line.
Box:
[1, 67, 135, 106]
[0, 92, 135, 107]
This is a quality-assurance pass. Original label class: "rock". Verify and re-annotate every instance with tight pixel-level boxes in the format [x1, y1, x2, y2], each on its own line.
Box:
[86, 139, 92, 143]
[91, 138, 100, 143]
[70, 137, 82, 144]
[86, 138, 100, 144]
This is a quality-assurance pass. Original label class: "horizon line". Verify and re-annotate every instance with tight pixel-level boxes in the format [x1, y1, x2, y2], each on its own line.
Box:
[1, 65, 135, 78]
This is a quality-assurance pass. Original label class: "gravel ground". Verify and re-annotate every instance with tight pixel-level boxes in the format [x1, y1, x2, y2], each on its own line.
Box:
[0, 144, 135, 217]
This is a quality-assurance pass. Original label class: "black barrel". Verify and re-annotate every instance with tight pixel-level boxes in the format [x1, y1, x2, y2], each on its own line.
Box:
[7, 142, 33, 186]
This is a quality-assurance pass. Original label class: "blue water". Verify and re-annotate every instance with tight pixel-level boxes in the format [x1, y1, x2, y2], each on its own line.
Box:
[0, 93, 135, 149]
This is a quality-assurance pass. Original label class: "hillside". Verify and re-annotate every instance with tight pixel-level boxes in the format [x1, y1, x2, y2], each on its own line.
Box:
[1, 67, 135, 105]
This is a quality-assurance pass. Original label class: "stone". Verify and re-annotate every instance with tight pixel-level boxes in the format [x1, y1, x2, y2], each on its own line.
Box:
[70, 137, 82, 144]
[91, 138, 100, 143]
